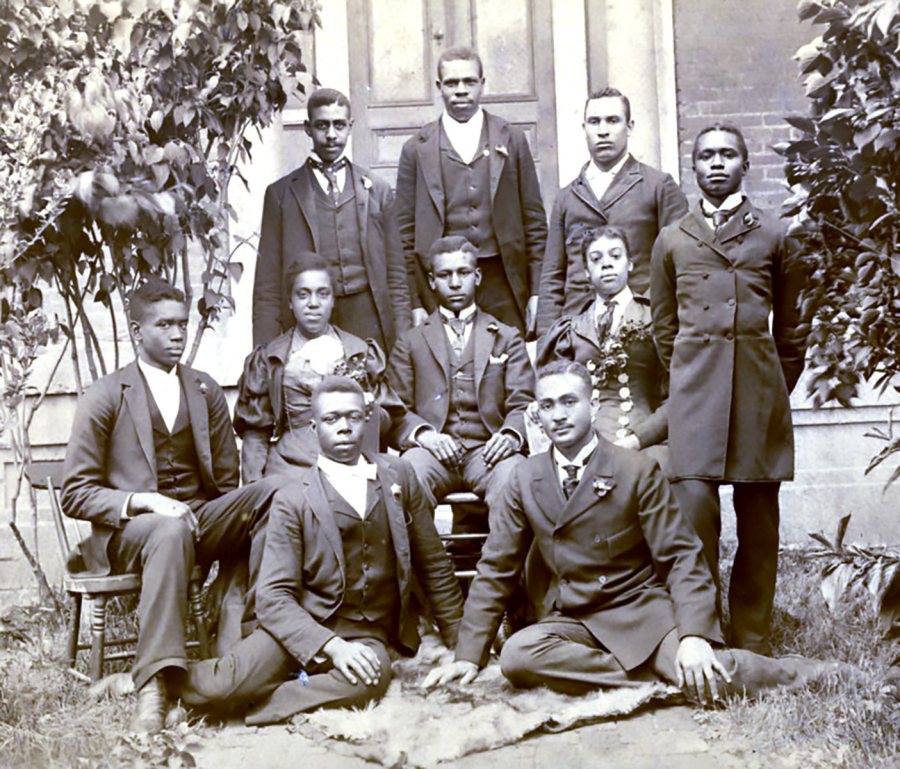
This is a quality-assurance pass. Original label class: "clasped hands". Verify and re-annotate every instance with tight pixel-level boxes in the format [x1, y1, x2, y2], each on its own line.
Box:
[417, 428, 516, 470]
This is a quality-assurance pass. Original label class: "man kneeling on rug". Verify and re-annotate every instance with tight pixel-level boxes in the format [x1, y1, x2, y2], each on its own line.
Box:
[425, 361, 828, 705]
[175, 376, 464, 724]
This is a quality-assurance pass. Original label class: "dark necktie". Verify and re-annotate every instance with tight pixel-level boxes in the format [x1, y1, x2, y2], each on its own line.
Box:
[308, 156, 348, 205]
[562, 464, 579, 499]
[596, 299, 617, 342]
[710, 203, 742, 235]
[444, 313, 474, 357]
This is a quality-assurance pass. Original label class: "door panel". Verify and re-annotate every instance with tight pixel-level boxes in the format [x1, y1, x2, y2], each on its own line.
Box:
[347, 0, 558, 206]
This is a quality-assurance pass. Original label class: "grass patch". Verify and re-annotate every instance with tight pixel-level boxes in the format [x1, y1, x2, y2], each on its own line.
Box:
[697, 548, 900, 769]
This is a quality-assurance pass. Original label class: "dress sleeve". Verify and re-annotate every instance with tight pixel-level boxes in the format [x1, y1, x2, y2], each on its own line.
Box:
[233, 345, 277, 438]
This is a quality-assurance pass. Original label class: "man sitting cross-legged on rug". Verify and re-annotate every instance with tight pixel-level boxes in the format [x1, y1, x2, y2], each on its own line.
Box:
[387, 235, 535, 543]
[174, 376, 464, 725]
[425, 361, 828, 705]
[61, 277, 279, 733]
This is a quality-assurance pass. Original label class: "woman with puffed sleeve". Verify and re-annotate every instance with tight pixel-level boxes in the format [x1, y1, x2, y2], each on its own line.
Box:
[235, 253, 414, 482]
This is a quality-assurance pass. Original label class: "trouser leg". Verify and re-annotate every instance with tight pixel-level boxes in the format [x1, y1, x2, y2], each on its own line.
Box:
[177, 627, 297, 710]
[671, 479, 722, 591]
[475, 254, 524, 332]
[499, 615, 646, 694]
[332, 289, 387, 352]
[730, 482, 781, 653]
[400, 447, 459, 509]
[246, 637, 393, 725]
[463, 450, 523, 529]
[108, 515, 194, 690]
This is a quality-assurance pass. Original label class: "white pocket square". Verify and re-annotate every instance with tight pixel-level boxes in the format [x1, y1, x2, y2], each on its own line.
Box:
[489, 353, 509, 365]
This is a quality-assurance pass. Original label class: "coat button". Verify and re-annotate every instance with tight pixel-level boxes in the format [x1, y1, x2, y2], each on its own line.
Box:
[726, 331, 734, 340]
[598, 576, 607, 585]
[727, 265, 734, 273]
[728, 298, 735, 307]
[702, 273, 710, 279]
[703, 303, 710, 311]
[737, 236, 744, 244]
[703, 334, 711, 343]
[594, 534, 602, 544]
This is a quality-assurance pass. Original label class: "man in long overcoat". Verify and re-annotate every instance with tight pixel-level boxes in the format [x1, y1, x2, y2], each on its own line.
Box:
[650, 124, 806, 653]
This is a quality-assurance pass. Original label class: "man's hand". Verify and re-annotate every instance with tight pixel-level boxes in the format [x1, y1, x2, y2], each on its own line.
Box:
[613, 434, 641, 451]
[323, 637, 383, 687]
[422, 660, 479, 690]
[417, 429, 463, 469]
[525, 296, 539, 338]
[412, 308, 428, 327]
[129, 492, 198, 534]
[481, 431, 516, 469]
[675, 636, 731, 706]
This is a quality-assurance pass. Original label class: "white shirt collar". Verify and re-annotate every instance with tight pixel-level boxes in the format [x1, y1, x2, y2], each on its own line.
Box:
[585, 152, 630, 181]
[136, 357, 181, 432]
[701, 191, 745, 216]
[553, 434, 599, 477]
[441, 108, 486, 165]
[317, 453, 378, 518]
[438, 303, 477, 322]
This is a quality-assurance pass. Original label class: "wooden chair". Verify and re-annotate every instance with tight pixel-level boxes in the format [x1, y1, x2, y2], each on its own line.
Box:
[438, 490, 489, 581]
[28, 460, 210, 682]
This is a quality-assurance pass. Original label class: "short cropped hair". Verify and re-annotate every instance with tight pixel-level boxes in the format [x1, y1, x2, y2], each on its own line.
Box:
[285, 252, 337, 294]
[307, 88, 351, 119]
[585, 87, 631, 123]
[536, 360, 594, 394]
[311, 375, 365, 408]
[692, 123, 749, 162]
[128, 276, 185, 323]
[425, 235, 478, 272]
[578, 224, 633, 267]
[437, 46, 483, 80]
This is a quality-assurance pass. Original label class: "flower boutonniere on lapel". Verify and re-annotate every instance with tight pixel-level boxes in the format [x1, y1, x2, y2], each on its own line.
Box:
[361, 175, 373, 191]
[743, 211, 756, 227]
[495, 144, 509, 158]
[390, 483, 402, 501]
[198, 381, 209, 398]
[592, 476, 615, 499]
[486, 322, 500, 334]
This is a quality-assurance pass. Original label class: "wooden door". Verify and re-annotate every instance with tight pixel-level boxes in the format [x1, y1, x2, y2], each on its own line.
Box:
[347, 0, 558, 208]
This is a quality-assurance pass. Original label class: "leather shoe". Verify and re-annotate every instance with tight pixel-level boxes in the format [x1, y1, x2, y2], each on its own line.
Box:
[129, 675, 168, 734]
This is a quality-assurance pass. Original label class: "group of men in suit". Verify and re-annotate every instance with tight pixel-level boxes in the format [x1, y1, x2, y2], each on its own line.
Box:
[61, 44, 819, 732]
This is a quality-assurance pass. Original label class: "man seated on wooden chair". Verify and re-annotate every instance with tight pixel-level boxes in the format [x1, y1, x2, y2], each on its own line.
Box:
[425, 361, 832, 704]
[61, 277, 279, 734]
[173, 375, 464, 725]
[386, 235, 535, 547]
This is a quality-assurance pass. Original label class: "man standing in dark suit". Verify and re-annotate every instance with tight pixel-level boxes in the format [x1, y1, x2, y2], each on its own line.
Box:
[387, 236, 535, 536]
[175, 376, 463, 725]
[425, 362, 824, 702]
[61, 279, 278, 733]
[395, 47, 547, 336]
[650, 124, 806, 653]
[536, 88, 687, 335]
[252, 88, 412, 350]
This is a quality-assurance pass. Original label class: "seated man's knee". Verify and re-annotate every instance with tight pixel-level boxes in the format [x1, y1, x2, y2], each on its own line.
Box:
[499, 630, 541, 689]
[145, 514, 194, 552]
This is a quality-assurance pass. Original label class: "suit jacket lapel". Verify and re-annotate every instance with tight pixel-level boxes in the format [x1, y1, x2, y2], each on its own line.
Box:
[307, 471, 346, 577]
[485, 112, 509, 203]
[472, 310, 492, 397]
[422, 311, 450, 380]
[679, 203, 733, 264]
[289, 164, 319, 251]
[571, 307, 602, 352]
[556, 442, 616, 529]
[530, 452, 566, 527]
[599, 156, 641, 210]
[179, 365, 214, 483]
[350, 163, 369, 257]
[418, 122, 445, 221]
[717, 198, 761, 245]
[121, 362, 156, 481]
[374, 457, 411, 591]
[571, 167, 607, 220]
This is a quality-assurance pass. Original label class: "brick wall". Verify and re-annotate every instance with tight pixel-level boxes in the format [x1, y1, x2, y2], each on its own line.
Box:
[672, 1, 813, 210]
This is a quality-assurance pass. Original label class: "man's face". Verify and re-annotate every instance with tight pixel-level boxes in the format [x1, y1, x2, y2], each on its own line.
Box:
[584, 235, 632, 299]
[437, 59, 484, 122]
[132, 299, 188, 371]
[290, 269, 334, 337]
[305, 102, 352, 165]
[312, 390, 367, 463]
[535, 373, 596, 453]
[692, 130, 748, 204]
[428, 250, 481, 313]
[583, 96, 632, 171]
